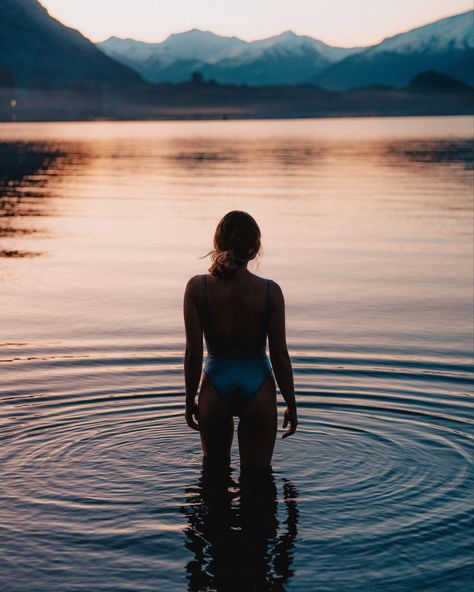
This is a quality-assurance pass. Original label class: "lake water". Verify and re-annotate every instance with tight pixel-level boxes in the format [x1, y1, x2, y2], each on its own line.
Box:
[0, 117, 473, 591]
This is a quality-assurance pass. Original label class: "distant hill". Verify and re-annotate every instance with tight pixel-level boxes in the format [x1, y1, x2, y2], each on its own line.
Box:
[317, 11, 474, 89]
[99, 30, 363, 85]
[0, 0, 142, 88]
[4, 72, 472, 123]
[408, 70, 473, 93]
[98, 11, 474, 89]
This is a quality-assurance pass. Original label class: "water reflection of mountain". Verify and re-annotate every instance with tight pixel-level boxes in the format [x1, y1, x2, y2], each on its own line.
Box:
[164, 135, 474, 180]
[167, 137, 327, 173]
[181, 464, 299, 591]
[0, 142, 62, 256]
[388, 139, 474, 170]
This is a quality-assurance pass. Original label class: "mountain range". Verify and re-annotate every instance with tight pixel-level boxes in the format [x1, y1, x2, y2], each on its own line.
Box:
[99, 10, 474, 89]
[0, 0, 472, 121]
[99, 30, 362, 86]
[0, 0, 141, 88]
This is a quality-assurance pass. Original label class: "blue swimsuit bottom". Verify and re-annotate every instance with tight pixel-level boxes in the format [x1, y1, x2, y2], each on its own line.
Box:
[204, 355, 272, 416]
[201, 275, 273, 417]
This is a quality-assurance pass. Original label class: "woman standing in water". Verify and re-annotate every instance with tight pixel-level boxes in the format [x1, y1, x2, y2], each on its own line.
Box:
[183, 211, 297, 468]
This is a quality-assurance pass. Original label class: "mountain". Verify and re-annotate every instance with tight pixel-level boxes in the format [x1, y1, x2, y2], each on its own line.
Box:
[408, 70, 473, 93]
[200, 31, 363, 86]
[99, 30, 363, 85]
[99, 30, 246, 83]
[0, 0, 142, 88]
[317, 10, 474, 89]
[158, 29, 246, 63]
[2, 1, 469, 94]
[98, 11, 473, 89]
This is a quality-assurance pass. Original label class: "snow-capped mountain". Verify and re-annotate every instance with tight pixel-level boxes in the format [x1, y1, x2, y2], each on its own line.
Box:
[199, 31, 363, 86]
[368, 9, 473, 54]
[99, 30, 247, 83]
[100, 31, 245, 67]
[317, 10, 474, 89]
[99, 37, 158, 65]
[98, 29, 363, 85]
[221, 30, 360, 64]
[158, 29, 246, 63]
[97, 10, 474, 89]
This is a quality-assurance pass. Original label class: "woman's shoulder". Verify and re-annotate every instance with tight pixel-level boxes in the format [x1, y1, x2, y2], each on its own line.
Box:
[260, 278, 284, 306]
[246, 271, 280, 289]
[185, 274, 203, 286]
[268, 279, 283, 298]
[258, 274, 281, 292]
[184, 274, 205, 298]
[247, 273, 283, 301]
[267, 277, 280, 288]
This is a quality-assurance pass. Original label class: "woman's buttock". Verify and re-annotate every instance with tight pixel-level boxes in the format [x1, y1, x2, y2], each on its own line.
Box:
[202, 357, 274, 416]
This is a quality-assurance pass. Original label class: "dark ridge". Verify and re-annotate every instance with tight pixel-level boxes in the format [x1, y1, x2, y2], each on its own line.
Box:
[0, 0, 143, 89]
[407, 70, 473, 93]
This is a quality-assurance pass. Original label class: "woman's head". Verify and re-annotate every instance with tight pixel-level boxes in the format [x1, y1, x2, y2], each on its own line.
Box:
[209, 211, 261, 279]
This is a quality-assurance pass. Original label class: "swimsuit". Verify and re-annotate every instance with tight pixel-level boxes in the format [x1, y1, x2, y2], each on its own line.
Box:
[201, 274, 273, 416]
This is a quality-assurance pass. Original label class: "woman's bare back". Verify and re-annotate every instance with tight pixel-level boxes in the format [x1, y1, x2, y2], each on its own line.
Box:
[203, 269, 270, 344]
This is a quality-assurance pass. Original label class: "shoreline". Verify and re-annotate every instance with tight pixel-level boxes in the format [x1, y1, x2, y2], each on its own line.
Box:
[1, 110, 473, 124]
[1, 81, 472, 123]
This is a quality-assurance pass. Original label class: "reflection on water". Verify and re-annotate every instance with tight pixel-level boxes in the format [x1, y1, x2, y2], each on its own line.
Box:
[0, 142, 92, 258]
[0, 142, 58, 256]
[167, 138, 325, 171]
[387, 139, 474, 171]
[182, 464, 298, 591]
[0, 117, 472, 591]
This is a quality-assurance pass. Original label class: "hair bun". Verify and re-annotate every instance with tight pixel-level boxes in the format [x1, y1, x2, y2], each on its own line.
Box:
[211, 250, 238, 279]
[207, 211, 262, 280]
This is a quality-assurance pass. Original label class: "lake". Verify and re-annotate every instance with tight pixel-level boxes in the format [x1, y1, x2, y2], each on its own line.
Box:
[0, 116, 473, 591]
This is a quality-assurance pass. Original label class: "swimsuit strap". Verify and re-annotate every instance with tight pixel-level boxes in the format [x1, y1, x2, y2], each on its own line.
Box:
[261, 279, 273, 337]
[202, 273, 208, 305]
[201, 274, 212, 331]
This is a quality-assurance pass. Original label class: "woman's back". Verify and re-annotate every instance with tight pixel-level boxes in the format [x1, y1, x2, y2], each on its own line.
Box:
[202, 270, 271, 348]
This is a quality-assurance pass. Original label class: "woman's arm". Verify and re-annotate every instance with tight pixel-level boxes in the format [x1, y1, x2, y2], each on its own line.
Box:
[183, 275, 203, 431]
[268, 282, 298, 439]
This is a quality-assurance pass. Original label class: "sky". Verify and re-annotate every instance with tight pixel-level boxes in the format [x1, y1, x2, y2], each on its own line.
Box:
[39, 0, 472, 46]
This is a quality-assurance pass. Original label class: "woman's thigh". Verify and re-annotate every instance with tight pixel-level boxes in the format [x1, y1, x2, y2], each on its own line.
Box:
[237, 374, 277, 469]
[198, 373, 234, 462]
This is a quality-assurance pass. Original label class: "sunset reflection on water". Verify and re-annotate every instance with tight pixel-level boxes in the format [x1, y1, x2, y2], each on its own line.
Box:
[0, 116, 472, 592]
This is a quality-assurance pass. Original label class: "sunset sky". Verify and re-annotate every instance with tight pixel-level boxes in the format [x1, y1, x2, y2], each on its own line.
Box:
[39, 0, 472, 46]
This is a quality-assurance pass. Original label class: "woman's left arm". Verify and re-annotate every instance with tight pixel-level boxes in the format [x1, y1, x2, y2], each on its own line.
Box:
[183, 275, 203, 431]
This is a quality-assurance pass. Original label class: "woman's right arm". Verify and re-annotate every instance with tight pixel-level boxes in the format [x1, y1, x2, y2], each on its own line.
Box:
[268, 282, 298, 439]
[183, 275, 203, 431]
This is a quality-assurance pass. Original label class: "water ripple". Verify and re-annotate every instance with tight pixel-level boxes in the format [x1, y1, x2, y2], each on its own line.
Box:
[0, 338, 472, 590]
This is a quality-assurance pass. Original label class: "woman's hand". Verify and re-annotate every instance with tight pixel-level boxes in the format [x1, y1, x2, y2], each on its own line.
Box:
[282, 406, 298, 439]
[185, 399, 200, 431]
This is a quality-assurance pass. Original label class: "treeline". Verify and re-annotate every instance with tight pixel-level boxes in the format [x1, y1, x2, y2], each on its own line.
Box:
[0, 68, 472, 122]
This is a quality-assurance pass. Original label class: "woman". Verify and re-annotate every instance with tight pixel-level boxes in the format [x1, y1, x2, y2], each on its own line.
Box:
[183, 211, 297, 468]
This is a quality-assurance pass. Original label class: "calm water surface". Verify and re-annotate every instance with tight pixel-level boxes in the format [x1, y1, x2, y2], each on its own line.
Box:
[0, 117, 473, 591]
